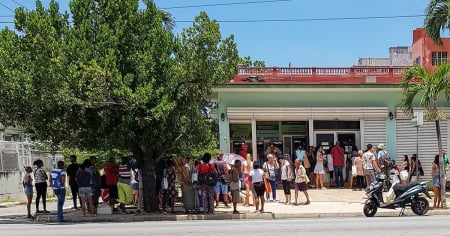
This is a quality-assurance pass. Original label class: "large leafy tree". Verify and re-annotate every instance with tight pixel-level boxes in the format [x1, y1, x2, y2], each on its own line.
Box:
[425, 0, 450, 44]
[400, 64, 450, 208]
[0, 0, 238, 212]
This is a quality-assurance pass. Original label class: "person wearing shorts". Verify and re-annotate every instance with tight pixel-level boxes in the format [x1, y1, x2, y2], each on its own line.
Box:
[229, 160, 242, 214]
[76, 162, 95, 216]
[249, 163, 265, 213]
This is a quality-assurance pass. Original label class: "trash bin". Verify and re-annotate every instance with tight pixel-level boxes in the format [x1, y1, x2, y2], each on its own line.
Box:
[182, 185, 198, 213]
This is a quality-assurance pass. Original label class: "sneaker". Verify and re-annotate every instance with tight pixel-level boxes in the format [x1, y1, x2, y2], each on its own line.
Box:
[321, 187, 327, 190]
[43, 210, 50, 213]
[233, 210, 239, 214]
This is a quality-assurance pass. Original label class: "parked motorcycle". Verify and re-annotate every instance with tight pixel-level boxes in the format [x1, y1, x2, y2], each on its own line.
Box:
[363, 174, 431, 217]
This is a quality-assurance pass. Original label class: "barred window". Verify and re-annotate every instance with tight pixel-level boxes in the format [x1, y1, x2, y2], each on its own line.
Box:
[432, 52, 447, 66]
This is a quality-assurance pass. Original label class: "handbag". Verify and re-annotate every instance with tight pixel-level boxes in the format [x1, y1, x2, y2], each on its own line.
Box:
[263, 176, 272, 193]
[303, 156, 311, 169]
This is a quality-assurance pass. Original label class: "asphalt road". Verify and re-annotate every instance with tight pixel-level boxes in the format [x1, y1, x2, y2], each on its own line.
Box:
[1, 215, 450, 236]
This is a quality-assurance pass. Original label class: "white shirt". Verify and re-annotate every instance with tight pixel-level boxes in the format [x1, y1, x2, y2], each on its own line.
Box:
[327, 154, 334, 171]
[249, 169, 264, 183]
[363, 151, 376, 170]
[281, 160, 291, 180]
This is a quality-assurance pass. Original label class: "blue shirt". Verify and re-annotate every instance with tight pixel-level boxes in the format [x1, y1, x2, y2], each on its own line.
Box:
[50, 169, 66, 189]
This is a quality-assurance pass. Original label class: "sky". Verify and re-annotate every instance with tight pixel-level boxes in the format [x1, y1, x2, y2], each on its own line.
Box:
[0, 0, 432, 67]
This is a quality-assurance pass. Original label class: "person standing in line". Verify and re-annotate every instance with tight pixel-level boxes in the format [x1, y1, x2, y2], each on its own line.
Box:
[229, 160, 242, 214]
[117, 157, 134, 214]
[33, 159, 49, 214]
[400, 155, 410, 184]
[130, 166, 139, 206]
[431, 155, 441, 209]
[76, 162, 95, 217]
[49, 161, 66, 223]
[306, 146, 316, 188]
[23, 166, 34, 219]
[263, 154, 279, 201]
[330, 141, 345, 188]
[197, 153, 216, 214]
[314, 146, 326, 190]
[243, 153, 254, 207]
[354, 150, 365, 190]
[279, 155, 293, 204]
[362, 144, 381, 185]
[294, 160, 310, 205]
[104, 157, 119, 208]
[409, 154, 418, 183]
[249, 163, 265, 213]
[89, 156, 101, 211]
[214, 152, 230, 208]
[159, 159, 176, 213]
[67, 155, 81, 210]
[326, 149, 334, 188]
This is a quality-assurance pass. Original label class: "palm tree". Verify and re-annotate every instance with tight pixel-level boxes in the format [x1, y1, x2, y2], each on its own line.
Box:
[142, 0, 175, 30]
[425, 0, 450, 45]
[400, 64, 450, 208]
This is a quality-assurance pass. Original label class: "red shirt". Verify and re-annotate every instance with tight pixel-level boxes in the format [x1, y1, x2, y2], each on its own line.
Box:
[331, 146, 345, 167]
[104, 162, 118, 185]
[197, 163, 215, 174]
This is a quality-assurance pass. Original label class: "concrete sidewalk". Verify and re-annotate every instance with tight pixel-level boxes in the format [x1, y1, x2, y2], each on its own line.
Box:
[1, 188, 449, 223]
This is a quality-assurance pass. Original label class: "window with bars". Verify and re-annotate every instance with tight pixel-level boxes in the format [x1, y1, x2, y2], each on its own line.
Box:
[432, 52, 447, 66]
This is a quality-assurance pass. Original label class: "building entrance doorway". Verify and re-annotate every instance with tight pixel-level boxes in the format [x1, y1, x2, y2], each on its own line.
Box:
[283, 136, 307, 162]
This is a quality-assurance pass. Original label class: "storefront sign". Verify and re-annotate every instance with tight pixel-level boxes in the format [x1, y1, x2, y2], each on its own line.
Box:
[256, 125, 279, 139]
[281, 121, 306, 134]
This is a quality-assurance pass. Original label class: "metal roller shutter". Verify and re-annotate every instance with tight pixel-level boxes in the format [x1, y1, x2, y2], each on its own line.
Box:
[363, 120, 386, 149]
[395, 119, 447, 181]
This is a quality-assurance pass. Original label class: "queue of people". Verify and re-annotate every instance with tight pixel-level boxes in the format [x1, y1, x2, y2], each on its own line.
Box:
[19, 144, 449, 220]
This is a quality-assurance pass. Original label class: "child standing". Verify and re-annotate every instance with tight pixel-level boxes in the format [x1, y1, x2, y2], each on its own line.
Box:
[294, 160, 310, 205]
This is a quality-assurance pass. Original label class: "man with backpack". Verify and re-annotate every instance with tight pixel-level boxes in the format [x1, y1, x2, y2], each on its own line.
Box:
[197, 153, 217, 214]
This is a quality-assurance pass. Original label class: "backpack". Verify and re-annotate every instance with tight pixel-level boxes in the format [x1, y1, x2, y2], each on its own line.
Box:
[199, 164, 218, 187]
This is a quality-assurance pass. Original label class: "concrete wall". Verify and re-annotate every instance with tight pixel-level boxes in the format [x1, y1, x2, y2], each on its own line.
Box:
[0, 171, 24, 202]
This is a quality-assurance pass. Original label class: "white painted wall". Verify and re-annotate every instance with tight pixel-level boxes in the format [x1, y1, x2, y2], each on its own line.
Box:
[0, 171, 24, 202]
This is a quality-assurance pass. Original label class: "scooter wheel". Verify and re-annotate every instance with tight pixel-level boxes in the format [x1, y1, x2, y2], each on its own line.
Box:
[363, 200, 378, 217]
[411, 197, 429, 215]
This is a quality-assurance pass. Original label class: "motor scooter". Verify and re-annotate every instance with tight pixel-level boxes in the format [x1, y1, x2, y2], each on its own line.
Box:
[363, 173, 431, 217]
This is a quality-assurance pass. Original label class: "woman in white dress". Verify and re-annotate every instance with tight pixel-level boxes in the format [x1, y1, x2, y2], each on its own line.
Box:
[314, 146, 326, 190]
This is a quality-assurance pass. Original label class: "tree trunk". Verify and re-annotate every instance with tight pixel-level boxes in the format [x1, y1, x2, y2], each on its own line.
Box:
[141, 157, 159, 212]
[129, 144, 159, 212]
[435, 120, 447, 208]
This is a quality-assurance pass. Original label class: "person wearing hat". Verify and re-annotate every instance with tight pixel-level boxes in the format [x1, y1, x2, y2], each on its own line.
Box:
[377, 143, 390, 178]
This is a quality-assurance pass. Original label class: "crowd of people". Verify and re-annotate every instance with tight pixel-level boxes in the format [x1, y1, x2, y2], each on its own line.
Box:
[19, 143, 450, 220]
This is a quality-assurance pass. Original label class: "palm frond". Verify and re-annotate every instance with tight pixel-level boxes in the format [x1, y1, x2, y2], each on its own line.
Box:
[425, 0, 450, 45]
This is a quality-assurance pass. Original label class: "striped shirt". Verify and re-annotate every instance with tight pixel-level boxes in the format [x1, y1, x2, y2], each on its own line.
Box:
[118, 164, 131, 184]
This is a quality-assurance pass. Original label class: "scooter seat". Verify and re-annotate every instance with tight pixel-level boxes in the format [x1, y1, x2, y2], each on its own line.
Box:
[392, 182, 420, 192]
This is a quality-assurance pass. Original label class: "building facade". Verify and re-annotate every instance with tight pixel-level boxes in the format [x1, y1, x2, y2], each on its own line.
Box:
[215, 28, 450, 181]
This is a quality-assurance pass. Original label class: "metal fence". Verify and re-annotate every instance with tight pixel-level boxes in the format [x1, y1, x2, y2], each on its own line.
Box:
[0, 141, 64, 172]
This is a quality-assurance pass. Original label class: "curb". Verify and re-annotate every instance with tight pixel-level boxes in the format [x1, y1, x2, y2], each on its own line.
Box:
[31, 209, 450, 223]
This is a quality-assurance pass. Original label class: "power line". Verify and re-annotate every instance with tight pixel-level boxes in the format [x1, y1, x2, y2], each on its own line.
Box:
[11, 0, 28, 10]
[0, 14, 427, 25]
[176, 14, 426, 23]
[0, 2, 14, 13]
[162, 0, 295, 9]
